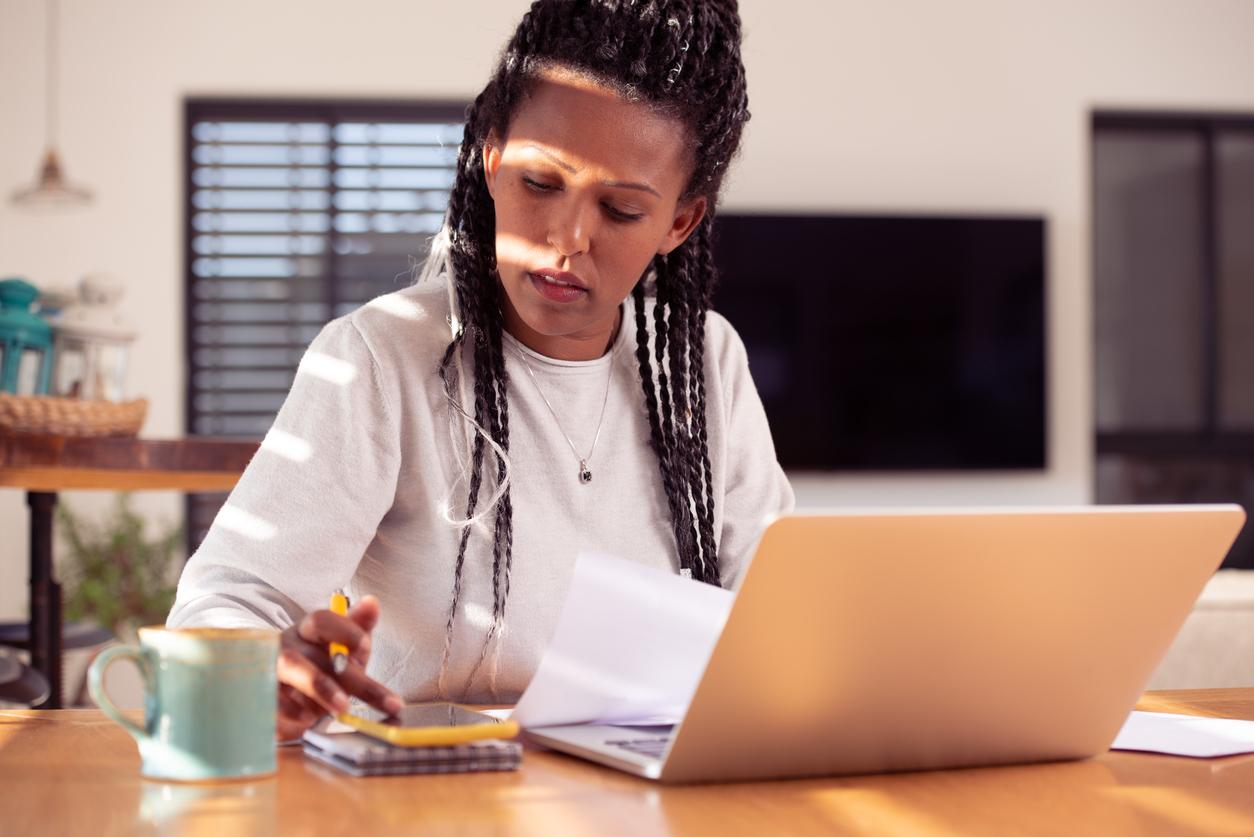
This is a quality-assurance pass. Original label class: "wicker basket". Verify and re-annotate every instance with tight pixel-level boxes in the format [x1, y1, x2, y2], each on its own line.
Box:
[0, 393, 148, 437]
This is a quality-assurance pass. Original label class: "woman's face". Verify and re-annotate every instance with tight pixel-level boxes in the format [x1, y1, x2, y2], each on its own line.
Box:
[482, 68, 707, 361]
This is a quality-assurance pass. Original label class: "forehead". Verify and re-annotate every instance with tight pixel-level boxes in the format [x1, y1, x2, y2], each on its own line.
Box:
[504, 69, 691, 193]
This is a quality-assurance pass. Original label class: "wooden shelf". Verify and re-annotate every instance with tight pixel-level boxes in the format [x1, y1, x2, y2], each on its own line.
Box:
[0, 431, 258, 492]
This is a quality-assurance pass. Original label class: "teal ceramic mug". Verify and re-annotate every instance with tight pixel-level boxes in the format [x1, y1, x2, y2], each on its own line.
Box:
[89, 626, 280, 782]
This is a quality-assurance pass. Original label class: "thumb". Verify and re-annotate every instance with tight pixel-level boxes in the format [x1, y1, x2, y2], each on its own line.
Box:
[348, 594, 381, 634]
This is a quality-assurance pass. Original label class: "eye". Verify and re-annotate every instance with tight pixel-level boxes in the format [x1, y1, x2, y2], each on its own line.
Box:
[522, 176, 556, 192]
[522, 175, 644, 223]
[604, 205, 644, 223]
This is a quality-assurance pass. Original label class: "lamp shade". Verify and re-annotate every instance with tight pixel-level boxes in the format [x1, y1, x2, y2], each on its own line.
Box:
[10, 148, 92, 209]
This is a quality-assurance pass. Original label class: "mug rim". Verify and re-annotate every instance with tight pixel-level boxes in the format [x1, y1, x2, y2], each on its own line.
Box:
[138, 625, 279, 642]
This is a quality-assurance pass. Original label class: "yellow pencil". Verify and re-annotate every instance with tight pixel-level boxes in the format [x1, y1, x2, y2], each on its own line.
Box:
[329, 589, 349, 674]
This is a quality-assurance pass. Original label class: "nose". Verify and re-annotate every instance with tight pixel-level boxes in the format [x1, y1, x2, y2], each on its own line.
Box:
[547, 200, 591, 259]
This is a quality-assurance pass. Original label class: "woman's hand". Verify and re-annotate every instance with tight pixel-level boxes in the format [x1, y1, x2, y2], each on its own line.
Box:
[275, 594, 404, 741]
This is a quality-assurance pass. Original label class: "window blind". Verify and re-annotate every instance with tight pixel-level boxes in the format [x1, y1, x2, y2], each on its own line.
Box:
[184, 99, 466, 549]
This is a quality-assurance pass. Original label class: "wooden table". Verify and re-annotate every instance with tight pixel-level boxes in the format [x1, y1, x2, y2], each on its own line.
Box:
[0, 431, 257, 708]
[2, 690, 1254, 836]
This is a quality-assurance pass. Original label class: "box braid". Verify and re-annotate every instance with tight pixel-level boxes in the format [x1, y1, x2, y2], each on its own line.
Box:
[426, 0, 750, 697]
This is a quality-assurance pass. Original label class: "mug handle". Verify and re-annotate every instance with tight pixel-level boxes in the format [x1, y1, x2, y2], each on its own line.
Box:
[88, 644, 153, 742]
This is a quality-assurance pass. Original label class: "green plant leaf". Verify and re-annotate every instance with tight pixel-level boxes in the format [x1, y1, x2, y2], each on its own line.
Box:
[56, 493, 183, 637]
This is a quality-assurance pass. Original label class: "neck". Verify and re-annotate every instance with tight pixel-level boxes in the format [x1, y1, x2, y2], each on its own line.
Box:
[503, 301, 622, 361]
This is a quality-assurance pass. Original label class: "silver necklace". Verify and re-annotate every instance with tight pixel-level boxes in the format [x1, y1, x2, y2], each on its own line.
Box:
[518, 350, 614, 484]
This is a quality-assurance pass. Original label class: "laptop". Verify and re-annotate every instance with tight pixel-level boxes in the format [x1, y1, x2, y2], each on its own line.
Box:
[524, 505, 1246, 783]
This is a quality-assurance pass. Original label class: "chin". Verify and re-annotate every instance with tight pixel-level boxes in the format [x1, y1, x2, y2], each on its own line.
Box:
[503, 272, 594, 334]
[518, 305, 598, 339]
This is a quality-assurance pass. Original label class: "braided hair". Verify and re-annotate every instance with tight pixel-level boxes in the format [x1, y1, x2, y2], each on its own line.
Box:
[420, 0, 751, 698]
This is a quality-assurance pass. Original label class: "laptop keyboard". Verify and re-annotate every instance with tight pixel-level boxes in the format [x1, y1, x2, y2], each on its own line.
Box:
[605, 737, 671, 759]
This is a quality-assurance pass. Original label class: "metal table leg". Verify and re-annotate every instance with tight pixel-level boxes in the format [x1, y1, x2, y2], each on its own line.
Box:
[28, 491, 62, 709]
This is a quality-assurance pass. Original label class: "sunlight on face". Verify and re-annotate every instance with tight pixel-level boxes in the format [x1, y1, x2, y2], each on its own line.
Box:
[482, 67, 707, 360]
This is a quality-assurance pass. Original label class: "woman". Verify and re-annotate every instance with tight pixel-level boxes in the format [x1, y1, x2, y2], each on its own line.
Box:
[167, 0, 794, 741]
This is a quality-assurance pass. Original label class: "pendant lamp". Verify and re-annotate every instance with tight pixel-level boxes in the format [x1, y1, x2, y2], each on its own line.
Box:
[10, 0, 93, 208]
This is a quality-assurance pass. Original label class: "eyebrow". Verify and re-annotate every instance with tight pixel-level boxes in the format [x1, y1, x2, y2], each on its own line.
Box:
[522, 144, 661, 199]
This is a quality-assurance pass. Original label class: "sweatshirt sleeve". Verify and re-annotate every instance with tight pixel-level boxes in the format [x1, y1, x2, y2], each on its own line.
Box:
[166, 316, 401, 630]
[711, 317, 796, 590]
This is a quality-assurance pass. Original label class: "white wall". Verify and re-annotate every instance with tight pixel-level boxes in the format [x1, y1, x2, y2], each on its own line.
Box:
[2, 0, 1253, 621]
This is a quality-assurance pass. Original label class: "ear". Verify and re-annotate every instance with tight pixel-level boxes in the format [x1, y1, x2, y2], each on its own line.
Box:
[482, 135, 503, 200]
[657, 196, 708, 256]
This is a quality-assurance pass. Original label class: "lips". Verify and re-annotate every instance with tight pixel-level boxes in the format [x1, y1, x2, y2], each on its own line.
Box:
[527, 268, 589, 304]
[530, 268, 588, 290]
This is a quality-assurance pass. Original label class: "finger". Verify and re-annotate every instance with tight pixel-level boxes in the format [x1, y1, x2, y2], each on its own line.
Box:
[349, 631, 372, 667]
[278, 684, 304, 719]
[347, 595, 381, 634]
[290, 685, 323, 720]
[279, 684, 323, 724]
[334, 657, 403, 716]
[276, 686, 323, 740]
[277, 648, 350, 713]
[297, 609, 367, 652]
[277, 715, 308, 741]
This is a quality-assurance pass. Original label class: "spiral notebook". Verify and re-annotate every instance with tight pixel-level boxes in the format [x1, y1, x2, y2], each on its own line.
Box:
[302, 717, 523, 777]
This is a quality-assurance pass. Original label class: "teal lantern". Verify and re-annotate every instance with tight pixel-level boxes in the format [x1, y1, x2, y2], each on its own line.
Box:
[0, 278, 55, 395]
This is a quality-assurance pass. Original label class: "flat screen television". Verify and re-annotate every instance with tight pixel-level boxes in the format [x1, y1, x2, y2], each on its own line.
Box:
[709, 213, 1046, 471]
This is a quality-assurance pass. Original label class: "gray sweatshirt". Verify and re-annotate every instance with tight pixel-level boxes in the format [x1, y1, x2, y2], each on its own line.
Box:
[167, 280, 795, 703]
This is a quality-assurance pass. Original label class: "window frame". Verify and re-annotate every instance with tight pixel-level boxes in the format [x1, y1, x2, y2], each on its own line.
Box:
[1092, 110, 1254, 459]
[181, 97, 469, 552]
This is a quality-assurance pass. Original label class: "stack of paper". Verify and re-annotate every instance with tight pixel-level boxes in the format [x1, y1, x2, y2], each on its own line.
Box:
[302, 725, 521, 777]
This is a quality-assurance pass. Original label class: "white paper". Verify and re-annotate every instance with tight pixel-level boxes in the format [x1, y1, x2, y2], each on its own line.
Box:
[1111, 711, 1254, 757]
[512, 552, 734, 729]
